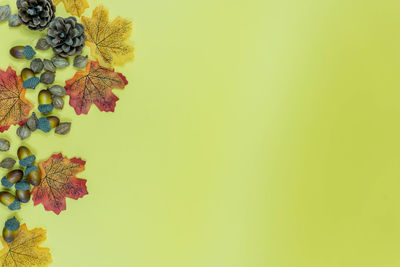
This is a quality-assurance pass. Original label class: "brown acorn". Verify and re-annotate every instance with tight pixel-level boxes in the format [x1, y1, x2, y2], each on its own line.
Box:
[27, 168, 41, 186]
[21, 68, 35, 82]
[47, 116, 60, 129]
[6, 170, 23, 184]
[3, 227, 18, 242]
[16, 190, 30, 203]
[17, 146, 32, 160]
[10, 46, 25, 59]
[2, 217, 20, 243]
[0, 192, 20, 210]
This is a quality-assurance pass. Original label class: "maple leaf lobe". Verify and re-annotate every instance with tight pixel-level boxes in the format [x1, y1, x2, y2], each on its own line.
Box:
[0, 224, 52, 267]
[32, 153, 88, 215]
[82, 6, 134, 68]
[53, 0, 89, 17]
[65, 60, 128, 115]
[0, 67, 33, 132]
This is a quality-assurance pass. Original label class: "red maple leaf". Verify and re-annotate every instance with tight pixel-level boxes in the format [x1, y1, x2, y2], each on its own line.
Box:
[0, 67, 33, 132]
[65, 60, 128, 115]
[32, 154, 88, 215]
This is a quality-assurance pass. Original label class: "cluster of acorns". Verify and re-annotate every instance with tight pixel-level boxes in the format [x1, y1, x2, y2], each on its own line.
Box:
[0, 0, 89, 244]
[16, 85, 72, 140]
[10, 42, 88, 87]
[0, 140, 38, 242]
[0, 146, 41, 242]
[6, 0, 89, 141]
[0, 146, 41, 208]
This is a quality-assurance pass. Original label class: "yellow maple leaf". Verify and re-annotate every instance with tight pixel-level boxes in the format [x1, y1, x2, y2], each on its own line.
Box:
[0, 224, 52, 266]
[82, 6, 134, 68]
[53, 0, 89, 17]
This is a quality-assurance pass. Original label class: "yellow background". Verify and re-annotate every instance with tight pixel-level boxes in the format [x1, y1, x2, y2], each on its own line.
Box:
[1, 0, 400, 266]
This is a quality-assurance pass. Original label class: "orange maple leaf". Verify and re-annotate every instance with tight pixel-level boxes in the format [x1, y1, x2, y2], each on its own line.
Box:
[65, 60, 128, 115]
[0, 67, 33, 132]
[32, 154, 88, 215]
[82, 6, 134, 68]
[0, 224, 52, 266]
[53, 0, 89, 17]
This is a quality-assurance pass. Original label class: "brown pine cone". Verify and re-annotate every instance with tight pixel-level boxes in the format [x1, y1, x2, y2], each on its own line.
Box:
[46, 17, 86, 57]
[17, 0, 56, 31]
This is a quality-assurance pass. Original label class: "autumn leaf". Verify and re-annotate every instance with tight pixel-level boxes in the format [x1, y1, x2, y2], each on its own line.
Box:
[0, 67, 33, 132]
[32, 154, 88, 215]
[53, 0, 89, 17]
[0, 224, 52, 266]
[82, 6, 134, 68]
[65, 60, 128, 115]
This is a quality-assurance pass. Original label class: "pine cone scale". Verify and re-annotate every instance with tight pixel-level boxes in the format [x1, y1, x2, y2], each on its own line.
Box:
[46, 17, 86, 57]
[17, 0, 55, 31]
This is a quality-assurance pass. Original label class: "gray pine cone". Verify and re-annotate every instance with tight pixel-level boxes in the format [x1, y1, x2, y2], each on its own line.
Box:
[17, 0, 56, 31]
[46, 16, 86, 57]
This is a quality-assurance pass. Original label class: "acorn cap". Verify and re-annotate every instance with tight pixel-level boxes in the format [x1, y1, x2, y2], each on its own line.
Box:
[15, 179, 30, 191]
[37, 117, 51, 133]
[22, 77, 40, 89]
[24, 165, 39, 176]
[19, 155, 36, 167]
[1, 177, 13, 188]
[24, 46, 35, 60]
[38, 104, 53, 115]
[8, 199, 20, 211]
[5, 217, 20, 231]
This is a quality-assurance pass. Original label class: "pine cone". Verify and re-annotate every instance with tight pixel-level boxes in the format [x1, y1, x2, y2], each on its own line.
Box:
[17, 0, 56, 31]
[46, 17, 86, 57]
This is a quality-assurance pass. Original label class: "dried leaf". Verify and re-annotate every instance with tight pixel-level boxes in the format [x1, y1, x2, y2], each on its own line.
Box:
[31, 58, 44, 74]
[0, 67, 33, 132]
[8, 14, 21, 27]
[53, 0, 89, 17]
[16, 124, 31, 140]
[0, 224, 52, 266]
[43, 59, 55, 73]
[52, 95, 64, 110]
[55, 122, 71, 135]
[65, 60, 128, 114]
[0, 158, 15, 169]
[26, 112, 38, 131]
[51, 56, 69, 69]
[73, 55, 88, 69]
[0, 138, 9, 151]
[48, 85, 66, 96]
[36, 38, 50, 50]
[82, 6, 134, 68]
[32, 153, 88, 214]
[40, 71, 55, 85]
[0, 5, 10, 22]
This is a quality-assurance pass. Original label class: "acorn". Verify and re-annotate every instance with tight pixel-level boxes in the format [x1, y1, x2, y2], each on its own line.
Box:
[47, 116, 60, 128]
[16, 190, 30, 203]
[38, 90, 53, 114]
[3, 217, 20, 243]
[37, 116, 59, 133]
[0, 192, 20, 210]
[25, 166, 41, 186]
[10, 45, 35, 60]
[9, 46, 25, 59]
[21, 68, 34, 81]
[17, 146, 36, 167]
[1, 170, 23, 188]
[21, 68, 40, 89]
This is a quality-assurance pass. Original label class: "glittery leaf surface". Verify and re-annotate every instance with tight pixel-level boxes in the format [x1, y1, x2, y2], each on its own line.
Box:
[82, 6, 134, 68]
[53, 0, 89, 17]
[32, 153, 88, 215]
[65, 60, 128, 115]
[0, 224, 52, 266]
[0, 67, 33, 132]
